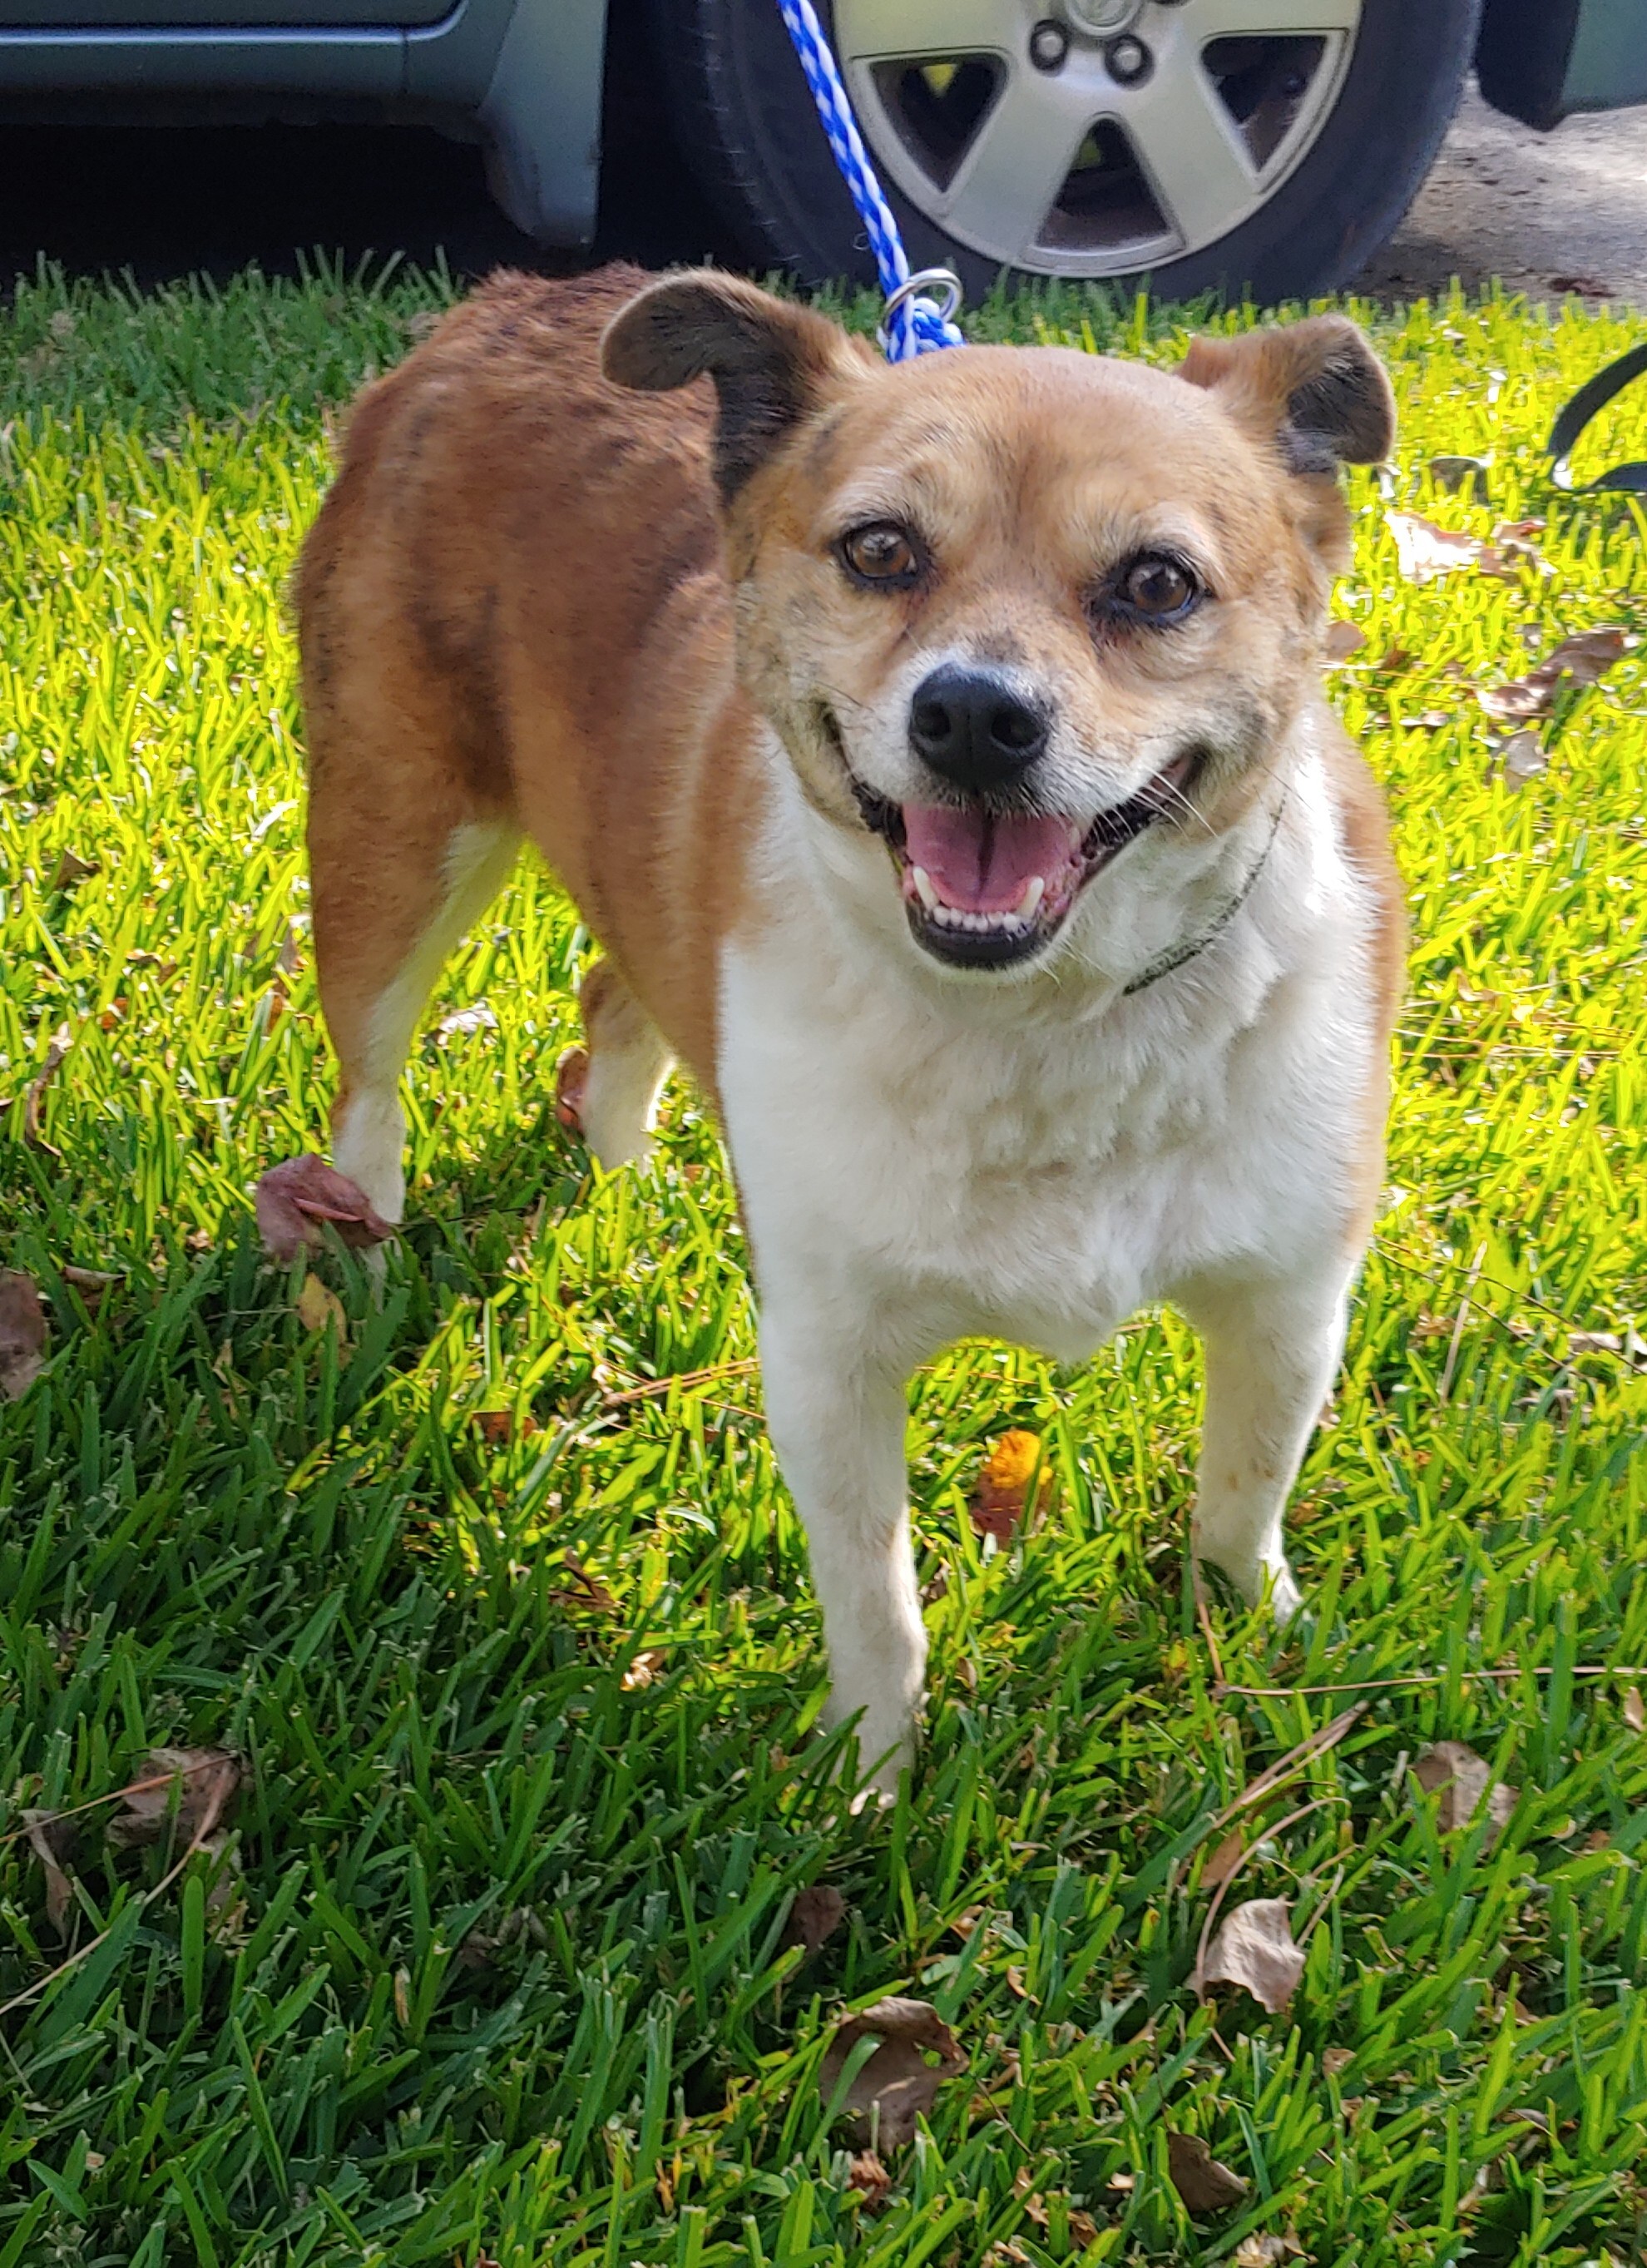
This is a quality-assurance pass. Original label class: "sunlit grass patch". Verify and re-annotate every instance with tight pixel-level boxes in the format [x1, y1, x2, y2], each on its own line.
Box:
[0, 261, 1645, 2266]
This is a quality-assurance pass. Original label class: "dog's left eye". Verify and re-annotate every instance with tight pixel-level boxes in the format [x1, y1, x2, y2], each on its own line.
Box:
[1121, 554, 1199, 618]
[837, 521, 923, 587]
[1098, 552, 1202, 626]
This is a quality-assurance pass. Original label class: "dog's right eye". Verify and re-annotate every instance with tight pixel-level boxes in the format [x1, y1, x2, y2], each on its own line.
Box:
[837, 522, 923, 588]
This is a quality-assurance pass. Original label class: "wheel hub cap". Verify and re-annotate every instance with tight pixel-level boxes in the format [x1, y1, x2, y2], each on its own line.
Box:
[834, 0, 1364, 279]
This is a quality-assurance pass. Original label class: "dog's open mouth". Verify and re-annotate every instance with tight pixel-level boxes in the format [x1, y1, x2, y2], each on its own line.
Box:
[854, 751, 1200, 968]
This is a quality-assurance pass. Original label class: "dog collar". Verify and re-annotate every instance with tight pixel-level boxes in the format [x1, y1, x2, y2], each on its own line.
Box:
[1121, 790, 1288, 998]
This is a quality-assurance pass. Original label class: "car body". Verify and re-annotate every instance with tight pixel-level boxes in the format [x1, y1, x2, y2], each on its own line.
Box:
[0, 0, 1641, 277]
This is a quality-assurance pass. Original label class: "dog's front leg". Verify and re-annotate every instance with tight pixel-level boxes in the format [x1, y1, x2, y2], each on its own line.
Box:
[1178, 1269, 1353, 1622]
[759, 1311, 925, 1801]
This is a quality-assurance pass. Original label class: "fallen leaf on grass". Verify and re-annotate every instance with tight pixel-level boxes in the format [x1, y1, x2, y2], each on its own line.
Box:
[1323, 620, 1365, 661]
[1387, 511, 1517, 584]
[970, 1429, 1048, 1543]
[20, 1023, 72, 1154]
[60, 1264, 118, 1308]
[1412, 1741, 1517, 1838]
[550, 1550, 619, 1615]
[819, 1996, 966, 2148]
[846, 2151, 892, 2206]
[1478, 626, 1630, 721]
[620, 1647, 669, 1691]
[1233, 2236, 1304, 2266]
[295, 1273, 345, 1337]
[0, 1270, 47, 1399]
[23, 1809, 76, 1933]
[1427, 453, 1491, 500]
[1167, 2132, 1249, 2215]
[784, 1884, 846, 1957]
[274, 924, 304, 977]
[49, 848, 98, 891]
[473, 1409, 516, 1446]
[1196, 1898, 1304, 2013]
[106, 1748, 240, 1855]
[1568, 1329, 1647, 1368]
[1200, 1828, 1245, 1893]
[255, 1153, 393, 1264]
[1623, 1687, 1644, 1735]
[1498, 730, 1547, 790]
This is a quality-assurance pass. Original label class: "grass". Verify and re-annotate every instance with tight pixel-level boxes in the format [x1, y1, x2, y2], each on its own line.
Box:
[1, 255, 1646, 2268]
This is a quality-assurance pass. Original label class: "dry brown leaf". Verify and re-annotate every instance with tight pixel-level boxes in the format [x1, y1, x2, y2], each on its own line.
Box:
[1232, 2236, 1303, 2266]
[22, 1809, 76, 1933]
[61, 1263, 119, 1309]
[274, 924, 304, 977]
[552, 1550, 619, 1615]
[20, 1023, 72, 1154]
[474, 1409, 516, 1447]
[621, 1647, 669, 1692]
[50, 848, 98, 891]
[1622, 1686, 1645, 1735]
[1499, 730, 1547, 790]
[818, 1996, 966, 2148]
[1412, 1741, 1517, 1839]
[1387, 511, 1516, 584]
[1167, 2131, 1249, 2216]
[295, 1273, 345, 1337]
[1374, 643, 1414, 673]
[970, 1429, 1048, 1543]
[1427, 453, 1491, 499]
[1322, 2046, 1355, 2078]
[784, 1884, 847, 1957]
[846, 2151, 892, 2206]
[255, 1153, 393, 1265]
[1201, 1828, 1245, 1893]
[1323, 620, 1365, 662]
[1196, 1897, 1304, 2013]
[106, 1748, 240, 1855]
[1478, 626, 1630, 722]
[0, 1270, 48, 1400]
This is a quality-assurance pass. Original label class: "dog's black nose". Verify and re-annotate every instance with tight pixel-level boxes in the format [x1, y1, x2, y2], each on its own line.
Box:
[908, 664, 1051, 793]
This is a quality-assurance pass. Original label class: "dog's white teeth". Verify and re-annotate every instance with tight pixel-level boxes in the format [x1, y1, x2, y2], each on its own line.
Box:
[911, 864, 939, 911]
[1014, 876, 1046, 922]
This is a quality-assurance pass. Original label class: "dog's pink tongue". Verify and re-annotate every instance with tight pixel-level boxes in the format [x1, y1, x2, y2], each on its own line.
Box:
[903, 805, 1081, 914]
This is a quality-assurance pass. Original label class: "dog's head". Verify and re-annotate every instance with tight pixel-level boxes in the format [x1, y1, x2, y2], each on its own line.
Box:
[604, 275, 1392, 977]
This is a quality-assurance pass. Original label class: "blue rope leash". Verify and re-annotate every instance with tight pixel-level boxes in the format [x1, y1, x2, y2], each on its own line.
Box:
[774, 0, 965, 362]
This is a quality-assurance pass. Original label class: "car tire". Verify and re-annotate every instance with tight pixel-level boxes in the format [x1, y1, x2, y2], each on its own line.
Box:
[649, 0, 1480, 306]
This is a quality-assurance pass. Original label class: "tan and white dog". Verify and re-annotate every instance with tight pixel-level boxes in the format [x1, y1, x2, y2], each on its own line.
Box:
[298, 265, 1403, 1800]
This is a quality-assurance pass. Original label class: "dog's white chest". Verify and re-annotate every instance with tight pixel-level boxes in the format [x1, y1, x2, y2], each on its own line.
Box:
[719, 914, 1359, 1370]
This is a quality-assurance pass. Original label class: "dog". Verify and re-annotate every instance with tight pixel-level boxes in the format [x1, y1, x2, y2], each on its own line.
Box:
[297, 265, 1402, 1800]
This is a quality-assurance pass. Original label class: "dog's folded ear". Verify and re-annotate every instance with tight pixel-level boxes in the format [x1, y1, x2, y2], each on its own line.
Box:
[1177, 314, 1395, 477]
[603, 271, 868, 503]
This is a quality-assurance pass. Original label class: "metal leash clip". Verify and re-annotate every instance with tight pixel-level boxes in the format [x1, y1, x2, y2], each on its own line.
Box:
[874, 267, 965, 355]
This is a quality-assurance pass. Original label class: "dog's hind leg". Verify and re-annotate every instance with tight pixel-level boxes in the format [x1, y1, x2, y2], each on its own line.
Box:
[311, 790, 520, 1226]
[554, 957, 674, 1169]
[1178, 1266, 1353, 1622]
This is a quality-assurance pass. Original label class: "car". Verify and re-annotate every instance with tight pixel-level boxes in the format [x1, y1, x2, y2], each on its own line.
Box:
[2, 0, 1644, 304]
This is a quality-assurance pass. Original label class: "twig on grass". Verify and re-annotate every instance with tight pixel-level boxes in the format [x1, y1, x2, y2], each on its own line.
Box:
[0, 1767, 190, 1855]
[1216, 1663, 1647, 1701]
[597, 1358, 759, 1410]
[1191, 1796, 1336, 2001]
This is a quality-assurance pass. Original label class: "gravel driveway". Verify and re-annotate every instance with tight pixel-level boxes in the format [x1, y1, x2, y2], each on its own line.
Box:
[1354, 84, 1647, 310]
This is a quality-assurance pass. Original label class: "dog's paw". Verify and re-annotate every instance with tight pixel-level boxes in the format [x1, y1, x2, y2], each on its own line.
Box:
[552, 1044, 590, 1136]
